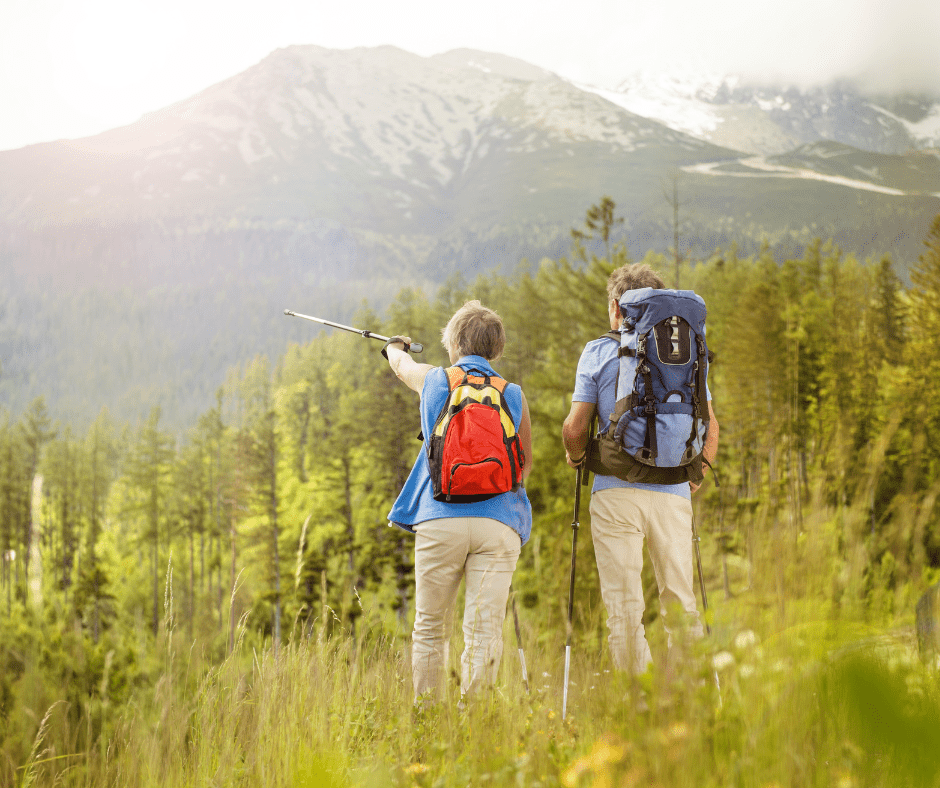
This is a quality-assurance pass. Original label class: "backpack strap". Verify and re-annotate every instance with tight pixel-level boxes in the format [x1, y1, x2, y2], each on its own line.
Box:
[634, 334, 659, 465]
[445, 366, 464, 390]
[418, 366, 505, 441]
[693, 336, 708, 421]
[447, 365, 508, 393]
[680, 333, 710, 463]
[599, 329, 625, 425]
[599, 330, 622, 387]
[603, 331, 638, 358]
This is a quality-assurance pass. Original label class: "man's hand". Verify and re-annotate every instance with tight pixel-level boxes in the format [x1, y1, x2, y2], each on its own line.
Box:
[565, 448, 586, 469]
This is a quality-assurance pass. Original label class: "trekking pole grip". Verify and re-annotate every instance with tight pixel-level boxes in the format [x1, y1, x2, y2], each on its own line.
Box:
[381, 336, 424, 358]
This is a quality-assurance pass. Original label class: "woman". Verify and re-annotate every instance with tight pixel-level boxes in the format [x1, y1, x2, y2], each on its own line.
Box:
[383, 300, 533, 704]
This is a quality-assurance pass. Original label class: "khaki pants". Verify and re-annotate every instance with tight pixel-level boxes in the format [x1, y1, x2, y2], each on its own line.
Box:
[590, 487, 704, 675]
[412, 517, 520, 702]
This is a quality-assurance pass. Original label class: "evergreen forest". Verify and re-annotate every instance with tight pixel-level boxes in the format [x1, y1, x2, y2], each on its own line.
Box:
[2, 205, 940, 787]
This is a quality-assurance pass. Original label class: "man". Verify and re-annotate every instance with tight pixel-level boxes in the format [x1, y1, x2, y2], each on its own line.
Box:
[562, 263, 719, 677]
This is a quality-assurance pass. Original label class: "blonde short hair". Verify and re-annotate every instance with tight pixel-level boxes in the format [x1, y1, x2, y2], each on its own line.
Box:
[441, 300, 506, 361]
[606, 263, 665, 302]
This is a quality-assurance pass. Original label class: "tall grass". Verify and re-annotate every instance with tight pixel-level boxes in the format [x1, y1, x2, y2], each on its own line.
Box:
[13, 441, 940, 788]
[15, 596, 940, 787]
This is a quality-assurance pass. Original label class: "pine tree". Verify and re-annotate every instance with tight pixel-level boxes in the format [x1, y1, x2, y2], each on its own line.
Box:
[44, 429, 79, 597]
[0, 419, 31, 612]
[19, 397, 55, 585]
[571, 196, 623, 263]
[240, 356, 284, 651]
[124, 407, 175, 637]
[903, 213, 940, 531]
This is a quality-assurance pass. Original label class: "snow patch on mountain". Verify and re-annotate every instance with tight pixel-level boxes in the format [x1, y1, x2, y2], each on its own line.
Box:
[869, 102, 940, 149]
[755, 96, 792, 112]
[571, 67, 734, 140]
[570, 68, 940, 156]
[906, 105, 940, 147]
[579, 83, 724, 138]
[685, 156, 907, 196]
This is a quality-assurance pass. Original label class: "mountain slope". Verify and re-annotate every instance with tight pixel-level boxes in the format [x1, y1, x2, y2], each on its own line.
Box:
[0, 45, 737, 233]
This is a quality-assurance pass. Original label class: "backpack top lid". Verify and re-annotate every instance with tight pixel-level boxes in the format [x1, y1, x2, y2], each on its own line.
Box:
[618, 288, 706, 335]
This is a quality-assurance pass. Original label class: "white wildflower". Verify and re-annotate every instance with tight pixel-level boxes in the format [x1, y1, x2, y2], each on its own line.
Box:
[712, 651, 735, 671]
[733, 629, 758, 650]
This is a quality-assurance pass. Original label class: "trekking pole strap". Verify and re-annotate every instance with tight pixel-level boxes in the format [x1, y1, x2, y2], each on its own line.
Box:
[380, 336, 411, 359]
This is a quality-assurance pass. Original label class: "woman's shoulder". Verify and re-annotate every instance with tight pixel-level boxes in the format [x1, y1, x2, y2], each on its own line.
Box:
[420, 365, 449, 392]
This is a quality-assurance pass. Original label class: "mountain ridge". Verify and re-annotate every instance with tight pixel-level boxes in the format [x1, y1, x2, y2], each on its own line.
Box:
[0, 45, 740, 232]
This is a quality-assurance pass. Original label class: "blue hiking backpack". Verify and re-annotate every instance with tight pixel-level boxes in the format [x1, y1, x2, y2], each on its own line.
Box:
[586, 287, 712, 485]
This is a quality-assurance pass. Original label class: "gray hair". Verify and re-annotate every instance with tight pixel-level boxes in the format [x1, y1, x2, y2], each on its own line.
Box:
[441, 300, 506, 361]
[606, 263, 665, 302]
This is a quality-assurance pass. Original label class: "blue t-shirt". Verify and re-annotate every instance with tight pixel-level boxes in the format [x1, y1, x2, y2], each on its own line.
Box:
[387, 355, 532, 544]
[572, 336, 711, 500]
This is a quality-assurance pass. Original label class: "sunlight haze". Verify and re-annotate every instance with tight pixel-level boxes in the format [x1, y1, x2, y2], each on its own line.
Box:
[1, 0, 938, 151]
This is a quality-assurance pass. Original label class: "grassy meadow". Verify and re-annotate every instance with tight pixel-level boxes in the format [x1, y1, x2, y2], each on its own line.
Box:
[14, 486, 940, 788]
[7, 216, 940, 786]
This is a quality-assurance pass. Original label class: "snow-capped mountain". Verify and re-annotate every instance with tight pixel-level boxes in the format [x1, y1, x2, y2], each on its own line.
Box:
[577, 69, 940, 156]
[0, 45, 735, 232]
[3, 44, 939, 294]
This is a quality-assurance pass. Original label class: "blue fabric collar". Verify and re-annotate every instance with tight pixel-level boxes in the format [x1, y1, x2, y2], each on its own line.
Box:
[453, 355, 501, 378]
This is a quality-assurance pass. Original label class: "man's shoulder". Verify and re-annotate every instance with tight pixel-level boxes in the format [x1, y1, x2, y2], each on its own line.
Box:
[580, 334, 620, 364]
[585, 332, 619, 349]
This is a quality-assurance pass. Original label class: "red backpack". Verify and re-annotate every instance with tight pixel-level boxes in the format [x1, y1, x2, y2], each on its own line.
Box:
[427, 367, 525, 502]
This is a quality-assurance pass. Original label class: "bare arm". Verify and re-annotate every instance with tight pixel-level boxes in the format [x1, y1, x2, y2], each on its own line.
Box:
[691, 401, 719, 494]
[562, 400, 596, 468]
[385, 338, 435, 394]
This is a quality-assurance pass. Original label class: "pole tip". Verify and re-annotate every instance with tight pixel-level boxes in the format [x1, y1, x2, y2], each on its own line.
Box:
[283, 309, 292, 316]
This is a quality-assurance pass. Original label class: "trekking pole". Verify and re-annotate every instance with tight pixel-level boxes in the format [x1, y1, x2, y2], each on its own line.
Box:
[691, 510, 710, 636]
[509, 585, 529, 693]
[562, 465, 583, 720]
[692, 508, 722, 702]
[283, 310, 424, 353]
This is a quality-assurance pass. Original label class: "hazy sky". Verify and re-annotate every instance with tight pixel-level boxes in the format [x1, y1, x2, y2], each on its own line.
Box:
[1, 0, 939, 152]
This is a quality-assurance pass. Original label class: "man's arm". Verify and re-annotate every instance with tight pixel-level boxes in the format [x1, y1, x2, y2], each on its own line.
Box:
[690, 401, 719, 493]
[562, 401, 596, 468]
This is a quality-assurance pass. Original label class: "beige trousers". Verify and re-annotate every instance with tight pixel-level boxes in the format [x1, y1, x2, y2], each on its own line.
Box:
[590, 486, 704, 675]
[411, 517, 520, 702]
